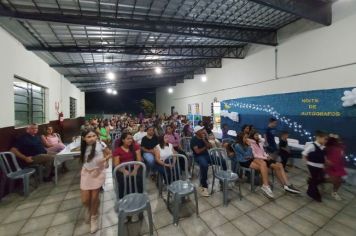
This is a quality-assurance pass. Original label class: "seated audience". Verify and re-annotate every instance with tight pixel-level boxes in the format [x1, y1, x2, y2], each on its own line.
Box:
[279, 131, 291, 171]
[265, 118, 278, 156]
[190, 125, 227, 197]
[127, 120, 138, 134]
[133, 125, 147, 145]
[325, 134, 346, 201]
[208, 133, 221, 148]
[154, 135, 178, 184]
[98, 121, 110, 144]
[10, 124, 54, 182]
[112, 132, 143, 222]
[41, 125, 65, 154]
[81, 120, 93, 131]
[182, 121, 193, 137]
[249, 131, 301, 195]
[222, 123, 229, 139]
[233, 133, 273, 198]
[240, 124, 251, 136]
[141, 126, 159, 178]
[165, 124, 185, 155]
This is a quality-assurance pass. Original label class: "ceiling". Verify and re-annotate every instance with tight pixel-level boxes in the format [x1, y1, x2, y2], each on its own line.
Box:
[0, 0, 332, 92]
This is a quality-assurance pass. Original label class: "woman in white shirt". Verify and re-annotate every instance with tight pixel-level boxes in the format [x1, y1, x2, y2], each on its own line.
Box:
[154, 134, 178, 184]
[133, 125, 147, 144]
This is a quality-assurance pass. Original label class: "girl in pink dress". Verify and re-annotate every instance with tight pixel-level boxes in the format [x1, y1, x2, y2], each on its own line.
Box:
[80, 129, 111, 233]
[325, 135, 347, 201]
[41, 126, 65, 154]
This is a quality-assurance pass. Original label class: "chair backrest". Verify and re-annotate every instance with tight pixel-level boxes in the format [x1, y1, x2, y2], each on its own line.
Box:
[113, 161, 147, 198]
[208, 148, 228, 172]
[162, 154, 189, 184]
[222, 138, 235, 144]
[0, 152, 21, 176]
[180, 137, 192, 155]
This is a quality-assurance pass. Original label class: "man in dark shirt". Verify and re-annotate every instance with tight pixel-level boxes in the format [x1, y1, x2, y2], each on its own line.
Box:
[141, 126, 158, 176]
[190, 125, 226, 197]
[265, 118, 278, 155]
[10, 124, 54, 181]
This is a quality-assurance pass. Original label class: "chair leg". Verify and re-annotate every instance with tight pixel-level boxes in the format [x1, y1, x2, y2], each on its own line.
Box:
[118, 211, 127, 236]
[173, 194, 180, 226]
[223, 180, 228, 206]
[23, 175, 30, 197]
[54, 164, 58, 185]
[191, 160, 195, 177]
[251, 170, 255, 192]
[146, 203, 154, 236]
[193, 189, 199, 216]
[211, 175, 216, 195]
[167, 191, 171, 209]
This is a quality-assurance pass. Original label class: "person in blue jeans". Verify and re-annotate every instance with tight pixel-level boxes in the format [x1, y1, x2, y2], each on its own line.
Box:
[190, 125, 227, 197]
[141, 126, 158, 179]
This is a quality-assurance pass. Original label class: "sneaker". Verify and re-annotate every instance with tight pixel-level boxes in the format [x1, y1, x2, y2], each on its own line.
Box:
[90, 215, 99, 234]
[331, 192, 342, 201]
[284, 185, 301, 194]
[261, 185, 274, 199]
[131, 214, 140, 223]
[199, 187, 210, 197]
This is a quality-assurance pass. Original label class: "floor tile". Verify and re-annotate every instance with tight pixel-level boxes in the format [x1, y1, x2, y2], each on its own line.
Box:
[215, 204, 244, 221]
[3, 206, 37, 224]
[231, 215, 264, 236]
[0, 207, 16, 223]
[333, 213, 356, 230]
[41, 192, 66, 205]
[200, 208, 228, 229]
[247, 208, 278, 228]
[0, 219, 27, 236]
[73, 220, 90, 236]
[268, 221, 303, 236]
[101, 209, 118, 228]
[51, 208, 81, 226]
[156, 224, 186, 236]
[152, 209, 173, 229]
[244, 193, 270, 207]
[295, 206, 330, 227]
[231, 198, 257, 213]
[261, 202, 291, 219]
[213, 222, 244, 236]
[323, 220, 356, 236]
[257, 230, 275, 236]
[283, 214, 319, 235]
[58, 198, 82, 212]
[19, 214, 55, 234]
[306, 202, 338, 217]
[180, 215, 212, 236]
[16, 198, 42, 210]
[64, 190, 81, 200]
[45, 222, 75, 236]
[32, 202, 61, 217]
[275, 196, 302, 212]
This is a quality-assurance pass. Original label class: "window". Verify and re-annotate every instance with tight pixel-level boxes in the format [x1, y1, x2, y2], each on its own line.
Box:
[70, 97, 77, 118]
[14, 77, 46, 127]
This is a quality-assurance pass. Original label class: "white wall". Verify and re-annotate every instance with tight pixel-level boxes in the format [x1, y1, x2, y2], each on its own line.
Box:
[0, 27, 85, 128]
[156, 1, 356, 116]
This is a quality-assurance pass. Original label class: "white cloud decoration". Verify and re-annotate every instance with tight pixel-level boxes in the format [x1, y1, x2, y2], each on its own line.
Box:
[341, 88, 356, 107]
[221, 110, 239, 122]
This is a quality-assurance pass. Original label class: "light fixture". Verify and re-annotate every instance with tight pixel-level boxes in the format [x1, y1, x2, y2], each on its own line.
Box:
[201, 75, 207, 82]
[155, 67, 162, 74]
[106, 88, 113, 94]
[106, 72, 115, 80]
[112, 90, 118, 95]
[168, 87, 173, 94]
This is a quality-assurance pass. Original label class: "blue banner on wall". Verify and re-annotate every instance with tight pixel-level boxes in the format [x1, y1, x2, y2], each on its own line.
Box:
[221, 87, 356, 168]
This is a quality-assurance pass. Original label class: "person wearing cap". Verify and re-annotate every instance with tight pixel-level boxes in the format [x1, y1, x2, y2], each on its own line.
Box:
[190, 125, 227, 197]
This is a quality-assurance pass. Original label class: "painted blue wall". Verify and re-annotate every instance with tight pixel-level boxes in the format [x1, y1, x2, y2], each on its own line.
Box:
[221, 87, 356, 168]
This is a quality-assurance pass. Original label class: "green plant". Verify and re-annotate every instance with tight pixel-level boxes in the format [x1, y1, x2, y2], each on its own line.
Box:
[140, 99, 155, 116]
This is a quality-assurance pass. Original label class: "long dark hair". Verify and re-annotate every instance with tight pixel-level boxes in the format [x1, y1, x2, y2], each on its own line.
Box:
[119, 132, 137, 161]
[80, 129, 97, 163]
[237, 133, 249, 149]
[158, 135, 168, 149]
[249, 131, 260, 144]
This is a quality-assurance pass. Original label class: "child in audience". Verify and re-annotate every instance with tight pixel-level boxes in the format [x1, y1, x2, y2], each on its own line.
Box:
[302, 130, 328, 202]
[325, 134, 346, 201]
[249, 131, 301, 195]
[279, 131, 291, 171]
[208, 133, 221, 148]
[80, 129, 111, 233]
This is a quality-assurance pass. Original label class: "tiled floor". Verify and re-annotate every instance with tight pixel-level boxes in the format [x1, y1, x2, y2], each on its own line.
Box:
[1, 160, 356, 236]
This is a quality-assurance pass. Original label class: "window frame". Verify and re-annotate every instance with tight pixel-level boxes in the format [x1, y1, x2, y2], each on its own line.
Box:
[69, 97, 77, 119]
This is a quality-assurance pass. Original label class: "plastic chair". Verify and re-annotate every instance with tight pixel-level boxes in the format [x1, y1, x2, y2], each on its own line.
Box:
[112, 161, 153, 236]
[180, 137, 196, 176]
[231, 145, 275, 192]
[161, 154, 199, 225]
[0, 152, 36, 196]
[208, 148, 241, 206]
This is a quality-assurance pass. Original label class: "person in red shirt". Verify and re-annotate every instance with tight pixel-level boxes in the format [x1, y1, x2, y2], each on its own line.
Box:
[113, 132, 143, 201]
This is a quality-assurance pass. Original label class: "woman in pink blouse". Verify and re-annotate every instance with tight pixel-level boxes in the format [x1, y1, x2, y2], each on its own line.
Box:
[165, 124, 184, 154]
[41, 125, 65, 154]
[248, 131, 300, 195]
